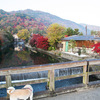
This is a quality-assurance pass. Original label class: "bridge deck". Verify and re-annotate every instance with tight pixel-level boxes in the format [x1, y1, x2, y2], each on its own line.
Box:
[1, 87, 100, 100]
[39, 87, 100, 100]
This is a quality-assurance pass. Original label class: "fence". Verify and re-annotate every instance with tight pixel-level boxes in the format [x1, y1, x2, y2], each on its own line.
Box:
[0, 59, 100, 98]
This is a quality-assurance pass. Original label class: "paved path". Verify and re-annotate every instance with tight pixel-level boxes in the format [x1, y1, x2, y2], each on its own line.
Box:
[1, 87, 100, 100]
[38, 87, 100, 100]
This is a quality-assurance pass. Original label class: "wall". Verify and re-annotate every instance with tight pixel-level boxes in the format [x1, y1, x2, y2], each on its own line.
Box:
[76, 40, 94, 48]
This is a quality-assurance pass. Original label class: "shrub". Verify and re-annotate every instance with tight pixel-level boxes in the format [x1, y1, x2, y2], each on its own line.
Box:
[36, 36, 49, 50]
[30, 34, 49, 50]
[92, 42, 100, 54]
[30, 34, 41, 47]
[78, 48, 81, 56]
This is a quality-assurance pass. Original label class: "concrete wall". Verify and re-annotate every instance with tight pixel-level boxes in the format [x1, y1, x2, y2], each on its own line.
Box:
[59, 41, 66, 52]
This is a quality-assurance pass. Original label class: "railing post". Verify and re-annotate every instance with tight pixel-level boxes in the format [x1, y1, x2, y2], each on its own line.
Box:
[5, 74, 12, 88]
[5, 74, 12, 98]
[83, 61, 89, 87]
[48, 68, 55, 92]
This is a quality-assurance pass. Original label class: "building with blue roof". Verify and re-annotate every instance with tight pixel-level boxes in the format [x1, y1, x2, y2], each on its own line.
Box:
[60, 35, 100, 52]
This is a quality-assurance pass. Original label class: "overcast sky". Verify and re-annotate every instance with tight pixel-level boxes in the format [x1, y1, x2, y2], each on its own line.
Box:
[0, 0, 100, 26]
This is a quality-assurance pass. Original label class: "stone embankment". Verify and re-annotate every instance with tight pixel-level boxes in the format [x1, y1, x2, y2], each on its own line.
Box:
[25, 43, 100, 62]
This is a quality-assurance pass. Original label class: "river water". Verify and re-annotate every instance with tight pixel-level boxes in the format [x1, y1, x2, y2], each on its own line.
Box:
[0, 45, 59, 68]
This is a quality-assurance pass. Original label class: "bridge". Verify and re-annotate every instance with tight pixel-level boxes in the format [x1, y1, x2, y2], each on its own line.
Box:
[0, 59, 100, 100]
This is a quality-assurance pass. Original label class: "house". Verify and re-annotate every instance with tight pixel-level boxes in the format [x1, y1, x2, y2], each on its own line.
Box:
[13, 34, 19, 42]
[60, 35, 100, 52]
[13, 34, 24, 46]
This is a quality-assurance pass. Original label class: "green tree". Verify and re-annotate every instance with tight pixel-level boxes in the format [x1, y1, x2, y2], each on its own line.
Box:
[13, 28, 18, 34]
[17, 29, 30, 42]
[91, 30, 97, 35]
[69, 39, 76, 52]
[4, 31, 14, 43]
[74, 29, 80, 35]
[64, 27, 74, 36]
[7, 26, 13, 33]
[47, 23, 66, 49]
[79, 32, 83, 36]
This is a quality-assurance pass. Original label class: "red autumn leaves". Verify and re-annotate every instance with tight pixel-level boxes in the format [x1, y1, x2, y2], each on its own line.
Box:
[92, 42, 100, 54]
[30, 34, 49, 50]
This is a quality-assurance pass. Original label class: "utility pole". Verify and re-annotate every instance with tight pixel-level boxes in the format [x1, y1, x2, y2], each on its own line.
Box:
[86, 25, 87, 35]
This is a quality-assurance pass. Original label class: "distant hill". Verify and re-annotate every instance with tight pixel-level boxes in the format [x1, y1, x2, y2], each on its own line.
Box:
[10, 9, 91, 35]
[0, 9, 47, 35]
[80, 23, 100, 31]
[0, 9, 91, 35]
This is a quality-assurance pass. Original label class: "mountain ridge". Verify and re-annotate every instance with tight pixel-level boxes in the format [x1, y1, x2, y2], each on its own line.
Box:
[0, 9, 92, 35]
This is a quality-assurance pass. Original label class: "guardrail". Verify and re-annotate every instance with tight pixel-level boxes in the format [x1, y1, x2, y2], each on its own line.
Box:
[0, 59, 100, 98]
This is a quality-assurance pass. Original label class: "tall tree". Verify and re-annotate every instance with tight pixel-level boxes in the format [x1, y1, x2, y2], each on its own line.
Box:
[64, 27, 74, 36]
[91, 30, 97, 36]
[17, 29, 30, 42]
[47, 23, 66, 48]
[4, 31, 14, 43]
[74, 29, 80, 35]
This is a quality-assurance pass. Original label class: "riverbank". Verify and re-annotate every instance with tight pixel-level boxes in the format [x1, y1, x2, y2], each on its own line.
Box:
[25, 44, 70, 62]
[25, 43, 96, 61]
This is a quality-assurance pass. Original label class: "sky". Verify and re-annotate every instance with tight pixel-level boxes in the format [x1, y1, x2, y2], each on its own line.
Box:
[0, 0, 100, 26]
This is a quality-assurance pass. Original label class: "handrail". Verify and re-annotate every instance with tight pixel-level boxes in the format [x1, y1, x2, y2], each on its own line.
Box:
[0, 59, 100, 92]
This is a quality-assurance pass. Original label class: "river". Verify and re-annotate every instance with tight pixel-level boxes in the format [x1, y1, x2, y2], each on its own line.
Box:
[0, 45, 59, 68]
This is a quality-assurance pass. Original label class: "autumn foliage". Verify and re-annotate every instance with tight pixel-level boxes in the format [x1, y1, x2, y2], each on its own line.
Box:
[30, 34, 49, 50]
[36, 36, 49, 50]
[0, 11, 46, 35]
[47, 23, 66, 48]
[65, 35, 68, 37]
[92, 42, 100, 54]
[17, 29, 30, 41]
[30, 34, 41, 47]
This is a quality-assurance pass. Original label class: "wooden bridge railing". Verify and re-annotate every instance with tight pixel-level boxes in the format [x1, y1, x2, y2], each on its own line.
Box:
[0, 59, 100, 93]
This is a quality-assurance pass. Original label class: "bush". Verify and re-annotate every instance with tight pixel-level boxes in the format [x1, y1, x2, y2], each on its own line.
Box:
[78, 48, 81, 56]
[30, 34, 41, 47]
[48, 46, 56, 51]
[30, 34, 49, 50]
[82, 45, 86, 54]
[36, 36, 49, 50]
[48, 47, 52, 51]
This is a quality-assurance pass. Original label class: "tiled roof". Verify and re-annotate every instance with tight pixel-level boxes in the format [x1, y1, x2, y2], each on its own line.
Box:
[62, 35, 100, 41]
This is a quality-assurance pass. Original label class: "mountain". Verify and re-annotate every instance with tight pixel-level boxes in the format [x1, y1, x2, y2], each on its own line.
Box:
[80, 23, 100, 31]
[0, 9, 47, 35]
[0, 9, 91, 35]
[10, 9, 91, 35]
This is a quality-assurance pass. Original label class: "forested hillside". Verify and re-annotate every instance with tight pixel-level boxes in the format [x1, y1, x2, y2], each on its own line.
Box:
[0, 9, 47, 35]
[11, 9, 90, 35]
[0, 9, 90, 35]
